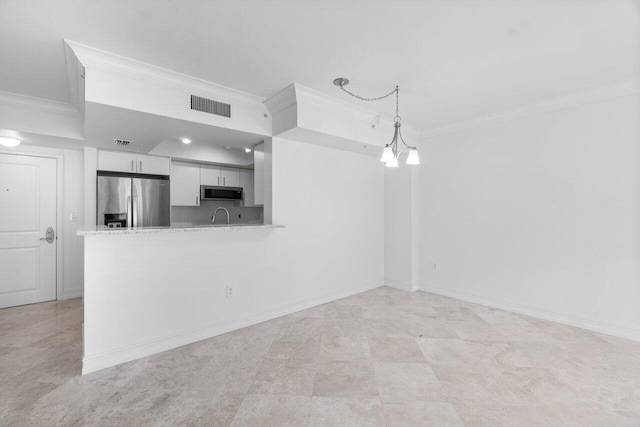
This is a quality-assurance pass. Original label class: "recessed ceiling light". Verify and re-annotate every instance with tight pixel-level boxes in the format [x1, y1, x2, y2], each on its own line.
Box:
[181, 138, 191, 144]
[244, 148, 252, 153]
[0, 137, 20, 147]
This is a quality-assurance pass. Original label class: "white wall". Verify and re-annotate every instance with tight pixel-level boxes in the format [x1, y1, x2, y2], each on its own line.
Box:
[1, 144, 85, 299]
[59, 148, 84, 298]
[419, 93, 640, 340]
[83, 147, 97, 227]
[83, 137, 384, 372]
[384, 165, 418, 291]
[81, 63, 271, 137]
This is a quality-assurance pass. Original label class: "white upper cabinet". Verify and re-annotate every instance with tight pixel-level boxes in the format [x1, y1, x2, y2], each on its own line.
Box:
[239, 169, 254, 206]
[98, 151, 170, 175]
[200, 164, 221, 186]
[171, 162, 200, 206]
[220, 167, 240, 187]
[98, 151, 137, 173]
[136, 154, 170, 175]
[200, 165, 240, 187]
[172, 161, 252, 206]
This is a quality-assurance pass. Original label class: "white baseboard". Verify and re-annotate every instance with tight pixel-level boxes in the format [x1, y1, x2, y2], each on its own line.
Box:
[82, 282, 383, 375]
[62, 289, 83, 300]
[385, 279, 418, 292]
[420, 283, 640, 342]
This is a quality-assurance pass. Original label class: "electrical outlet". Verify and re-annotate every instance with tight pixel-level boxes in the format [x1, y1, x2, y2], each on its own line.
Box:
[69, 212, 78, 222]
[226, 286, 233, 299]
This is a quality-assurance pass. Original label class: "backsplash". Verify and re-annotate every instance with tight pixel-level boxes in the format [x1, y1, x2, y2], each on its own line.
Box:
[171, 200, 264, 225]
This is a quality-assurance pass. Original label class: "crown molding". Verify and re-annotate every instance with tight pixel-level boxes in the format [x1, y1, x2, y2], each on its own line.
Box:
[0, 90, 80, 117]
[0, 90, 84, 140]
[64, 41, 85, 117]
[264, 84, 297, 115]
[294, 83, 382, 123]
[265, 83, 377, 119]
[64, 40, 266, 111]
[264, 83, 420, 137]
[296, 83, 421, 137]
[421, 80, 640, 140]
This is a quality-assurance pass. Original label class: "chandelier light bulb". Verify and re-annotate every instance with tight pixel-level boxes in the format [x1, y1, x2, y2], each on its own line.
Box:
[385, 157, 399, 168]
[406, 148, 420, 165]
[380, 146, 394, 162]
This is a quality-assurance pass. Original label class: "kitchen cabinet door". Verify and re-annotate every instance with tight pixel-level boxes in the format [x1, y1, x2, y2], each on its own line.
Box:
[137, 154, 170, 175]
[98, 151, 137, 173]
[239, 169, 254, 206]
[200, 164, 221, 186]
[171, 162, 200, 206]
[220, 166, 240, 187]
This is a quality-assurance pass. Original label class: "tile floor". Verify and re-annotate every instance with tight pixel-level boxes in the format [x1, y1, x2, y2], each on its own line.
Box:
[1, 287, 640, 426]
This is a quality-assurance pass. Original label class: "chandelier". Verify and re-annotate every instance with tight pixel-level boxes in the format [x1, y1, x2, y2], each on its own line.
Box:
[333, 77, 419, 167]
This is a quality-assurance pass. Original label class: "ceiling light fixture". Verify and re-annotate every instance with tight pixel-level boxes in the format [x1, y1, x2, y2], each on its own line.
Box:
[0, 137, 21, 147]
[333, 78, 419, 167]
[244, 148, 252, 153]
[181, 138, 191, 144]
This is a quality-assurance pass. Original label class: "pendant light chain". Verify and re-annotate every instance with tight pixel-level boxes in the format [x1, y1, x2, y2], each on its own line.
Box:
[337, 80, 402, 122]
[333, 77, 420, 167]
[337, 82, 398, 103]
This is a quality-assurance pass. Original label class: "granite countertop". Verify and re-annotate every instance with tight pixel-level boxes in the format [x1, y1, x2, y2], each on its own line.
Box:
[77, 223, 284, 236]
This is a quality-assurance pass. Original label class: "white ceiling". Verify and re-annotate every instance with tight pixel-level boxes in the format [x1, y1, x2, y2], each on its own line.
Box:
[1, 0, 638, 131]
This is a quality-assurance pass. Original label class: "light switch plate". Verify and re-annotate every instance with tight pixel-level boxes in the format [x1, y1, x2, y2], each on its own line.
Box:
[69, 212, 78, 222]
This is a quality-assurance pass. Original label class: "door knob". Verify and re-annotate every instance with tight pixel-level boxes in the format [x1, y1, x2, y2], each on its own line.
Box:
[40, 227, 55, 244]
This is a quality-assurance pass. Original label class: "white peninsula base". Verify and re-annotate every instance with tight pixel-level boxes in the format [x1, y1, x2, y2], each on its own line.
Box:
[80, 225, 382, 374]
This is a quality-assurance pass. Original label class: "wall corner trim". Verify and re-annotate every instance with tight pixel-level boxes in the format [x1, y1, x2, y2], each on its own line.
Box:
[385, 280, 418, 293]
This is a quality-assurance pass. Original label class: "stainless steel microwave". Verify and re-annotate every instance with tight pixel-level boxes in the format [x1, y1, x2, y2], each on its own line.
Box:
[200, 185, 243, 201]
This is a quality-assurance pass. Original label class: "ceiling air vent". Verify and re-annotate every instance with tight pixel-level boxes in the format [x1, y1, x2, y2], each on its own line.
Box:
[113, 138, 131, 146]
[190, 95, 231, 118]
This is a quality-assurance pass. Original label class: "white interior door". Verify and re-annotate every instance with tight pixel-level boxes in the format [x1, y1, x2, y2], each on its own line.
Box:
[0, 154, 57, 308]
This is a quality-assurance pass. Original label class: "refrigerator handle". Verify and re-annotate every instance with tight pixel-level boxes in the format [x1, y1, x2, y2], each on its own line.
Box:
[132, 196, 138, 227]
[127, 196, 132, 227]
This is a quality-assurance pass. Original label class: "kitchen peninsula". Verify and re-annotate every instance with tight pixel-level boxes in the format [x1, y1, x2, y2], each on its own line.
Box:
[80, 137, 283, 374]
[80, 219, 286, 374]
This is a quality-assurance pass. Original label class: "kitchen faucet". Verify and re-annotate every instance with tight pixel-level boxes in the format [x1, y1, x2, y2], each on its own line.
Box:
[211, 207, 230, 225]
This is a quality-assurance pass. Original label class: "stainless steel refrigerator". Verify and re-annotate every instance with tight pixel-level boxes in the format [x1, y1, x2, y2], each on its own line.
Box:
[97, 172, 170, 228]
